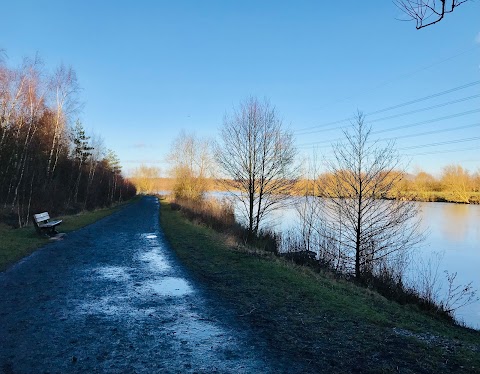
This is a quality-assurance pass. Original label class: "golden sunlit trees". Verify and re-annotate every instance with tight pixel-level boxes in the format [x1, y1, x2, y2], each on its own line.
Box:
[441, 164, 472, 204]
[168, 131, 213, 201]
[131, 165, 161, 194]
[0, 52, 135, 226]
[473, 169, 480, 193]
[412, 169, 438, 200]
[216, 97, 298, 238]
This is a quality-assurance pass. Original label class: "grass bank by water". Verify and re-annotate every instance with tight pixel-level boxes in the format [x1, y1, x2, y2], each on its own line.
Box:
[160, 200, 480, 373]
[0, 197, 139, 272]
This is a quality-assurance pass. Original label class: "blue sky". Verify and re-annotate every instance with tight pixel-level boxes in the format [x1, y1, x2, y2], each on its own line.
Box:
[1, 0, 479, 176]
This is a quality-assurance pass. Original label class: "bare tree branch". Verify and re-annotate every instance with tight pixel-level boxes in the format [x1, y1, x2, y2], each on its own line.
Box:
[394, 0, 469, 29]
[323, 112, 424, 279]
[215, 97, 298, 238]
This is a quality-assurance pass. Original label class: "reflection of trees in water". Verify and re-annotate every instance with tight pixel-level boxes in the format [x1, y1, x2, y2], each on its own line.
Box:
[442, 204, 470, 243]
[418, 202, 476, 244]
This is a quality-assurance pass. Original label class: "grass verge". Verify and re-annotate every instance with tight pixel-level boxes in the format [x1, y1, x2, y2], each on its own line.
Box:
[0, 197, 139, 272]
[160, 200, 480, 373]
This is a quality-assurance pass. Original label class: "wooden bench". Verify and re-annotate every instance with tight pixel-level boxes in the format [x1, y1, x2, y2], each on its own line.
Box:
[33, 212, 62, 237]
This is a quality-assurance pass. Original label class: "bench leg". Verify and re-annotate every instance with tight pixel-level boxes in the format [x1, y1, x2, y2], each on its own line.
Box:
[47, 227, 58, 237]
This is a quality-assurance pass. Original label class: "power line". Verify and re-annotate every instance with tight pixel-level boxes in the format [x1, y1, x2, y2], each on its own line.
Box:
[297, 109, 480, 148]
[368, 84, 480, 117]
[398, 136, 480, 151]
[373, 109, 480, 134]
[368, 94, 480, 125]
[377, 123, 480, 143]
[311, 46, 478, 113]
[295, 80, 480, 134]
[405, 146, 479, 157]
[301, 135, 480, 155]
[296, 93, 480, 136]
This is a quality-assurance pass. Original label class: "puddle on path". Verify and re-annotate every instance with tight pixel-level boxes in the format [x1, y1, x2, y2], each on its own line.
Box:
[139, 248, 171, 272]
[140, 233, 158, 240]
[94, 266, 131, 281]
[140, 277, 193, 297]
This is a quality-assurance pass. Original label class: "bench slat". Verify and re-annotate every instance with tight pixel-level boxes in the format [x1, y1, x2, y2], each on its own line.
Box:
[38, 220, 62, 228]
[34, 212, 50, 222]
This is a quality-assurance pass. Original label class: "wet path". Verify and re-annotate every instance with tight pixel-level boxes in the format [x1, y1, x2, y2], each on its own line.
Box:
[0, 196, 271, 373]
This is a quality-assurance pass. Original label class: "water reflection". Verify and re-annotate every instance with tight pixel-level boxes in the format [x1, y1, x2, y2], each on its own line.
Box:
[210, 193, 480, 329]
[442, 204, 470, 243]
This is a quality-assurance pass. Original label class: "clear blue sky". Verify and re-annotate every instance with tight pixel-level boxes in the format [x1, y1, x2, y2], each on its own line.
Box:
[1, 0, 479, 176]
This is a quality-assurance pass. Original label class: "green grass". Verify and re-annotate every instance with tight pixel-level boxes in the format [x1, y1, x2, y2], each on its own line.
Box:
[0, 197, 139, 272]
[160, 200, 480, 373]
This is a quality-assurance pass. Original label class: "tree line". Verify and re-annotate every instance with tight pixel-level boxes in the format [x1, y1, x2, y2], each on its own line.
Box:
[164, 98, 477, 289]
[401, 166, 480, 204]
[0, 53, 135, 228]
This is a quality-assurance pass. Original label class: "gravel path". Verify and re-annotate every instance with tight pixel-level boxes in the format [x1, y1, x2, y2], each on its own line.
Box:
[0, 196, 273, 373]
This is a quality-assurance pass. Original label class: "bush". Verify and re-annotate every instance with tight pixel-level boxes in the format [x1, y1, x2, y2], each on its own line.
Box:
[167, 195, 278, 252]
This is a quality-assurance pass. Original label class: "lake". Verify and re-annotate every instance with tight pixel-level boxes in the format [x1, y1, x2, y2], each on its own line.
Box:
[227, 194, 480, 329]
[417, 202, 480, 329]
[174, 192, 480, 329]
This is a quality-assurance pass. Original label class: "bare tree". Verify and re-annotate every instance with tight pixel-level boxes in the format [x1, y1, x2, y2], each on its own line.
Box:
[46, 64, 81, 178]
[84, 133, 105, 209]
[216, 97, 298, 238]
[324, 112, 423, 279]
[0, 52, 136, 224]
[168, 131, 213, 201]
[394, 0, 469, 29]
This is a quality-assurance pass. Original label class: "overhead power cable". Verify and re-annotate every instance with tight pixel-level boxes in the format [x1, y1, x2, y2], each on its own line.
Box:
[398, 136, 480, 151]
[295, 80, 480, 134]
[367, 84, 480, 117]
[372, 109, 480, 134]
[297, 109, 480, 148]
[367, 94, 480, 125]
[405, 146, 479, 157]
[379, 122, 480, 142]
[314, 46, 478, 111]
[296, 93, 480, 136]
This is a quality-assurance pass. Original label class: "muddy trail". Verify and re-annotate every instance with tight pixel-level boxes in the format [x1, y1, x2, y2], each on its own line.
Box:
[0, 196, 283, 373]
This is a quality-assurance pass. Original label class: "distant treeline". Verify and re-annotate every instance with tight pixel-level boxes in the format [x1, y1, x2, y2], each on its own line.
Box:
[129, 176, 228, 195]
[0, 54, 135, 227]
[306, 165, 480, 204]
[134, 165, 480, 204]
[400, 166, 480, 204]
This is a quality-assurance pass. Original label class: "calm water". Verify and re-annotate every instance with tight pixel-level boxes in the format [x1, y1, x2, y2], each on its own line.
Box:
[192, 192, 480, 329]
[268, 199, 480, 329]
[417, 202, 480, 329]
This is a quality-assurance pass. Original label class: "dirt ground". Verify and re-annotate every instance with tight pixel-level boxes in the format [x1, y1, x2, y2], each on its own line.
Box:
[0, 196, 281, 373]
